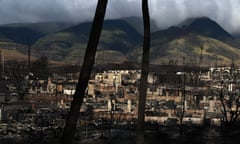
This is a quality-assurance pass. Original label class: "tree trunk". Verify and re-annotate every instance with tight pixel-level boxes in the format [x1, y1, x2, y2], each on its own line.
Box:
[61, 1, 108, 144]
[136, 0, 150, 144]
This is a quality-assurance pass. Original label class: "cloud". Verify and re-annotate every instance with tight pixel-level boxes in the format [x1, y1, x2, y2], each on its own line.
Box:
[0, 0, 98, 23]
[0, 0, 239, 33]
[149, 0, 240, 33]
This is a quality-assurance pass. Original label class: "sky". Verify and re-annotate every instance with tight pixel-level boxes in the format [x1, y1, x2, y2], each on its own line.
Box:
[0, 0, 239, 34]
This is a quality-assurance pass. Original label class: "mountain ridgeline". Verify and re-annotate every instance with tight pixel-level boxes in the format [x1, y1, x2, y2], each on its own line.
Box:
[0, 17, 240, 67]
[0, 27, 44, 45]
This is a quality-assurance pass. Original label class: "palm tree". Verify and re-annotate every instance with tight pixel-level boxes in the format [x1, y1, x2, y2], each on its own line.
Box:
[61, 0, 108, 144]
[136, 0, 150, 144]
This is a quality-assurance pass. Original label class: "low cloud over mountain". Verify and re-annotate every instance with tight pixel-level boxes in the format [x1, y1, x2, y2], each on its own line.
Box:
[0, 0, 240, 34]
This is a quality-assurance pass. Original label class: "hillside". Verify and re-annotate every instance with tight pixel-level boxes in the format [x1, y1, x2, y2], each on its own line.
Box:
[1, 22, 75, 35]
[0, 22, 76, 52]
[122, 16, 159, 34]
[32, 19, 141, 63]
[166, 34, 240, 66]
[0, 27, 44, 45]
[1, 17, 240, 67]
[180, 17, 233, 41]
[0, 48, 32, 62]
[128, 32, 240, 67]
[128, 17, 240, 66]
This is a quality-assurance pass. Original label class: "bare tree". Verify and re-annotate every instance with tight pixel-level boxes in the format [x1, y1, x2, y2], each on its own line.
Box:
[5, 60, 28, 100]
[219, 79, 240, 128]
[61, 0, 108, 143]
[31, 56, 49, 79]
[136, 0, 150, 144]
[174, 72, 186, 134]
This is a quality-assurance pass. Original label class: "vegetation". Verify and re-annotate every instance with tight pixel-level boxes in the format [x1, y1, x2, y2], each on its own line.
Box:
[214, 66, 240, 128]
[31, 19, 141, 63]
[0, 26, 44, 45]
[31, 56, 49, 79]
[136, 33, 240, 66]
[5, 60, 27, 99]
[1, 17, 240, 66]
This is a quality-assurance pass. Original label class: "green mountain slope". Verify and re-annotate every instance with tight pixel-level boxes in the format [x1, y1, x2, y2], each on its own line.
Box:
[182, 17, 233, 41]
[128, 32, 240, 67]
[122, 16, 159, 35]
[1, 17, 240, 67]
[127, 17, 239, 67]
[0, 22, 76, 50]
[32, 19, 141, 63]
[2, 22, 75, 35]
[0, 27, 44, 45]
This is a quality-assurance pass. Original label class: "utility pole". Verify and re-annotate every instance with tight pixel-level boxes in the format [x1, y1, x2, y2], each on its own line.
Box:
[1, 51, 4, 75]
[28, 44, 31, 72]
[198, 46, 203, 84]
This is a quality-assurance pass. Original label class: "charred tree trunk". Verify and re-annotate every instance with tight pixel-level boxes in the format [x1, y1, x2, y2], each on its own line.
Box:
[136, 0, 150, 144]
[61, 1, 108, 144]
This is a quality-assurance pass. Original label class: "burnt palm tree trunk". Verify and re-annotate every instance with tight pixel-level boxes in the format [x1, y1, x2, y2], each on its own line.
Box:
[61, 0, 108, 143]
[136, 0, 150, 144]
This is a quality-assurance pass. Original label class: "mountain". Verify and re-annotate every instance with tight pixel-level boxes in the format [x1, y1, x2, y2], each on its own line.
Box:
[2, 22, 75, 35]
[159, 34, 240, 66]
[0, 22, 82, 60]
[180, 17, 233, 41]
[0, 26, 43, 57]
[128, 17, 240, 67]
[1, 17, 240, 67]
[63, 19, 142, 53]
[121, 16, 159, 34]
[0, 22, 76, 47]
[32, 19, 142, 63]
[0, 27, 44, 45]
